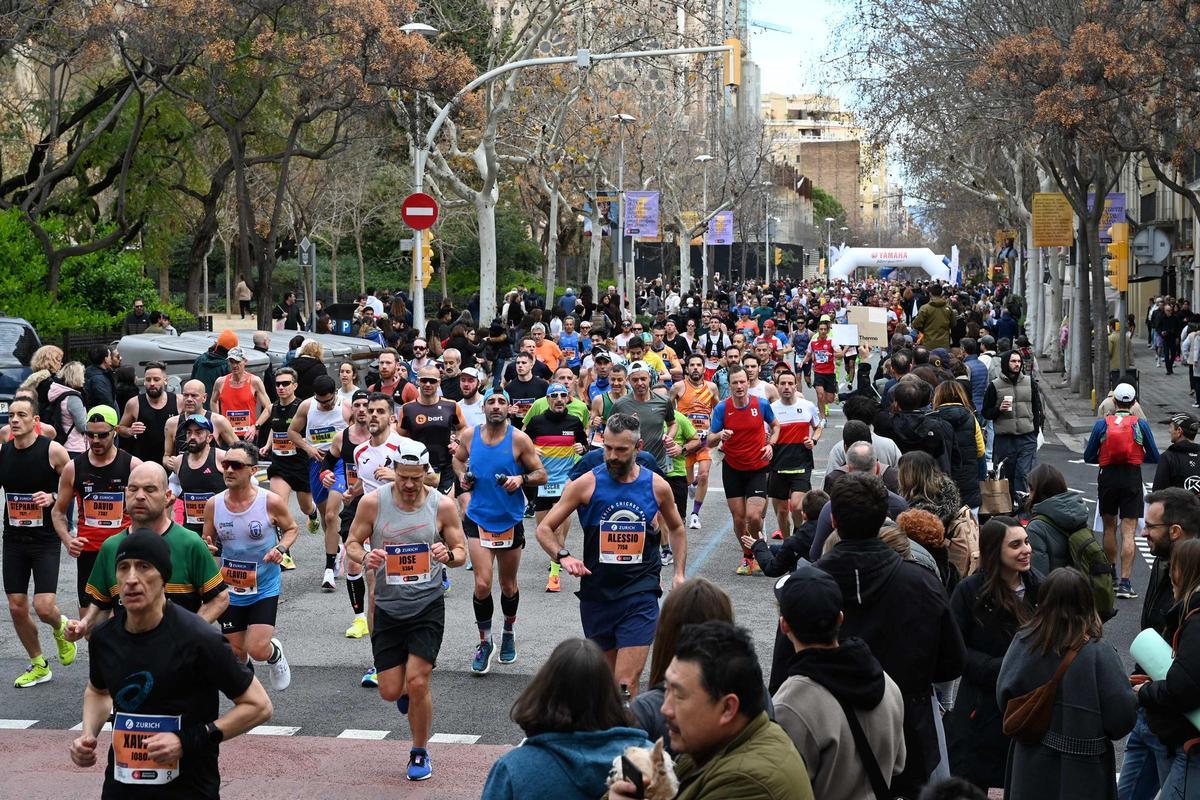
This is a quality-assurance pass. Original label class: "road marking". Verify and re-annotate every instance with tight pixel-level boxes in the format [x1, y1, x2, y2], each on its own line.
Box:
[248, 725, 301, 736]
[0, 720, 37, 729]
[429, 733, 481, 744]
[337, 729, 389, 740]
[71, 721, 112, 732]
[1137, 540, 1155, 567]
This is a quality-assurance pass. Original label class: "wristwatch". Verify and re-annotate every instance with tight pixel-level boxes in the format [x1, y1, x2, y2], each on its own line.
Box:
[274, 544, 289, 556]
[206, 722, 224, 746]
[555, 548, 571, 563]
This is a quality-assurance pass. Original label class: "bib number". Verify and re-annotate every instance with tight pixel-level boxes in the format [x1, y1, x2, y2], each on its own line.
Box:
[6, 493, 42, 527]
[308, 425, 336, 448]
[478, 527, 515, 549]
[83, 492, 124, 528]
[271, 431, 295, 457]
[226, 409, 252, 437]
[385, 543, 432, 584]
[113, 713, 180, 785]
[345, 464, 360, 491]
[687, 412, 710, 431]
[599, 521, 646, 564]
[221, 558, 258, 596]
[538, 481, 564, 498]
[182, 493, 212, 526]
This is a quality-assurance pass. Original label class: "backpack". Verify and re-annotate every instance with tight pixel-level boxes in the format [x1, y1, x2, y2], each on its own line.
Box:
[946, 505, 980, 578]
[1035, 514, 1116, 621]
[1098, 413, 1144, 466]
[40, 382, 81, 445]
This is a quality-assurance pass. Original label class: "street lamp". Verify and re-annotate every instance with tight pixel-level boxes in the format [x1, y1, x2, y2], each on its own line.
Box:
[402, 21, 440, 332]
[824, 217, 835, 288]
[612, 113, 636, 318]
[761, 180, 773, 286]
[694, 153, 714, 298]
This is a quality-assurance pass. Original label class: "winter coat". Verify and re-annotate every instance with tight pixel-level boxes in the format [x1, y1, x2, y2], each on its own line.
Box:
[46, 380, 86, 453]
[912, 296, 955, 348]
[809, 490, 910, 562]
[982, 350, 1044, 436]
[1152, 438, 1200, 492]
[289, 355, 325, 400]
[82, 364, 116, 410]
[946, 570, 1042, 790]
[1139, 592, 1200, 749]
[773, 638, 906, 800]
[996, 634, 1136, 800]
[964, 355, 989, 411]
[673, 712, 815, 800]
[890, 409, 956, 476]
[751, 521, 816, 577]
[189, 348, 230, 401]
[632, 685, 777, 756]
[480, 726, 652, 800]
[1026, 492, 1088, 575]
[934, 402, 983, 508]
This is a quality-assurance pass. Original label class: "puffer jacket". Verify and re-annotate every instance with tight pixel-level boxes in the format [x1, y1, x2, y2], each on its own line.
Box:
[1026, 492, 1088, 574]
[934, 402, 983, 508]
[890, 410, 955, 475]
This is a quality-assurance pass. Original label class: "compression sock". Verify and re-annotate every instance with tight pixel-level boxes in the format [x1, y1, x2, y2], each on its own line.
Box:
[548, 561, 561, 577]
[473, 594, 494, 640]
[346, 574, 366, 614]
[325, 552, 337, 570]
[692, 500, 704, 515]
[267, 641, 282, 664]
[501, 592, 519, 633]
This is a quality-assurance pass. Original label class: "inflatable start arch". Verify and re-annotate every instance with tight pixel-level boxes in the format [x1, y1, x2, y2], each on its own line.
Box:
[829, 245, 959, 283]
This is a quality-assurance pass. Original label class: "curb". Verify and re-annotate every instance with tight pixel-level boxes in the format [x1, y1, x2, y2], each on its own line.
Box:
[1038, 378, 1095, 435]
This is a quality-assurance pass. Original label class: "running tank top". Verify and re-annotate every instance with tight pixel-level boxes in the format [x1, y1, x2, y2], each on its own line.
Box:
[74, 449, 134, 551]
[177, 448, 226, 532]
[305, 401, 346, 452]
[0, 435, 59, 536]
[747, 382, 770, 400]
[212, 488, 279, 605]
[401, 399, 458, 471]
[459, 397, 485, 429]
[465, 424, 525, 533]
[128, 392, 175, 464]
[577, 464, 661, 602]
[172, 411, 214, 456]
[678, 381, 716, 434]
[219, 377, 256, 438]
[370, 486, 443, 618]
[354, 432, 404, 494]
[267, 398, 301, 460]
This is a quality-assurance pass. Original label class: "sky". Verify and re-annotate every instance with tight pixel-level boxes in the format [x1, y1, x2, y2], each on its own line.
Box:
[748, 0, 843, 97]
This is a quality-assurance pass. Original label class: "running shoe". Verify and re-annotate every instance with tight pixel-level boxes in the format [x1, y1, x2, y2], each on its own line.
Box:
[345, 616, 369, 639]
[54, 615, 76, 666]
[280, 553, 297, 571]
[524, 500, 535, 518]
[661, 546, 674, 566]
[14, 657, 50, 688]
[472, 636, 496, 674]
[321, 568, 336, 592]
[499, 632, 517, 664]
[688, 513, 701, 530]
[749, 559, 763, 576]
[267, 639, 291, 691]
[1117, 579, 1139, 599]
[361, 666, 378, 687]
[735, 558, 752, 576]
[545, 572, 561, 593]
[441, 570, 451, 594]
[307, 513, 320, 533]
[396, 694, 409, 715]
[407, 748, 432, 781]
[771, 529, 783, 540]
[334, 543, 345, 576]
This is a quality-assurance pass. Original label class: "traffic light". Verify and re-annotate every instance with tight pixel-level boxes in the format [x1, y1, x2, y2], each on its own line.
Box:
[420, 236, 434, 288]
[1106, 222, 1128, 292]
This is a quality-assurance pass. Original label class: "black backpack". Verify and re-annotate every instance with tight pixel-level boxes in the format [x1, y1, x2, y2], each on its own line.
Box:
[40, 381, 81, 445]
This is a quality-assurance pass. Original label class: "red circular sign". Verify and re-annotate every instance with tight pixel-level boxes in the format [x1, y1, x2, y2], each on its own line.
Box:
[401, 192, 439, 230]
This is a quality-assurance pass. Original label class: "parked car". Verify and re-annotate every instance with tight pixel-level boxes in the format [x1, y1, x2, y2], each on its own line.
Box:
[0, 317, 40, 424]
[180, 329, 382, 380]
[117, 332, 272, 390]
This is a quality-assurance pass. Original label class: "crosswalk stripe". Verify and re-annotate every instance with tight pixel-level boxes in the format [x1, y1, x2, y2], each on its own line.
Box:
[337, 729, 389, 740]
[248, 725, 301, 736]
[428, 733, 481, 744]
[0, 719, 37, 729]
[70, 721, 112, 732]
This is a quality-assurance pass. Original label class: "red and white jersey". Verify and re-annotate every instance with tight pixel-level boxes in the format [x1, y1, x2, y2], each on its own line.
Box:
[771, 397, 822, 472]
[354, 431, 404, 493]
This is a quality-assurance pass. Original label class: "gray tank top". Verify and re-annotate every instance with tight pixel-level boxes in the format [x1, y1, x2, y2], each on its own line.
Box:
[369, 485, 444, 618]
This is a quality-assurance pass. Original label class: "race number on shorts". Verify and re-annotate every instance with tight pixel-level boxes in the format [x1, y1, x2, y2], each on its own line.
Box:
[221, 558, 258, 596]
[113, 713, 180, 785]
[479, 527, 515, 549]
[83, 492, 125, 528]
[271, 431, 295, 456]
[599, 521, 646, 564]
[385, 543, 431, 584]
[183, 493, 213, 526]
[6, 493, 42, 527]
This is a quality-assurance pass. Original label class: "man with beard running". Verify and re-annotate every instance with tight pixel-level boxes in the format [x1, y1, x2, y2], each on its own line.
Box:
[399, 365, 467, 497]
[535, 413, 686, 695]
[289, 375, 349, 592]
[588, 361, 628, 446]
[263, 368, 316, 562]
[325, 390, 373, 639]
[116, 361, 182, 466]
[670, 354, 718, 529]
[526, 383, 589, 593]
[761, 368, 822, 542]
[176, 415, 227, 537]
[612, 362, 675, 474]
[163, 381, 238, 470]
[368, 348, 417, 416]
[453, 388, 546, 674]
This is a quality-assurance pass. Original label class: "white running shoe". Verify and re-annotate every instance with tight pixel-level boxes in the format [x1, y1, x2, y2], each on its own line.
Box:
[688, 513, 701, 530]
[268, 639, 291, 691]
[321, 568, 336, 592]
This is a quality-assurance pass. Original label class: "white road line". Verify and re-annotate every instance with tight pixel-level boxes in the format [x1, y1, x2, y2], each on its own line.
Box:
[0, 719, 37, 729]
[71, 721, 112, 732]
[337, 729, 390, 740]
[248, 725, 301, 736]
[428, 733, 481, 744]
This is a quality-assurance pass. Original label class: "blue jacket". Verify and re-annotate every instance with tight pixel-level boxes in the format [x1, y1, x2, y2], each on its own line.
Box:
[1083, 412, 1160, 465]
[995, 314, 1019, 341]
[481, 727, 652, 800]
[964, 355, 988, 411]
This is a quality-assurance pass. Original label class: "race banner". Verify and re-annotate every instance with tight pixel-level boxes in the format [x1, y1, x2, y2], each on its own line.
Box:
[624, 191, 660, 238]
[705, 210, 735, 245]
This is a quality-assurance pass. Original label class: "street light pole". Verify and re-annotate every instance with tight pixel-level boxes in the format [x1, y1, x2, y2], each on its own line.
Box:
[695, 153, 713, 299]
[613, 113, 636, 320]
[824, 216, 835, 290]
[761, 181, 772, 287]
[400, 22, 439, 333]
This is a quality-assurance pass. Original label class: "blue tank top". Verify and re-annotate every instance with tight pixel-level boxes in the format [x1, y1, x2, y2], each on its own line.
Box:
[466, 424, 526, 532]
[577, 464, 661, 602]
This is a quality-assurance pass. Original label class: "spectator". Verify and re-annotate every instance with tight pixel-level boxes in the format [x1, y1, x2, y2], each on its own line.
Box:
[809, 442, 908, 561]
[45, 362, 87, 453]
[480, 638, 652, 800]
[142, 310, 167, 335]
[1158, 303, 1184, 374]
[356, 307, 385, 346]
[747, 489, 827, 576]
[1107, 317, 1137, 389]
[911, 283, 956, 349]
[960, 337, 989, 412]
[113, 365, 139, 414]
[1024, 464, 1088, 574]
[982, 349, 1043, 498]
[276, 291, 305, 331]
[445, 324, 481, 370]
[251, 331, 278, 405]
[1152, 412, 1200, 492]
[83, 343, 117, 409]
[890, 378, 956, 476]
[159, 312, 178, 336]
[289, 339, 326, 400]
[827, 394, 903, 469]
[897, 450, 963, 579]
[190, 329, 237, 400]
[122, 297, 149, 333]
[993, 307, 1019, 342]
[823, 421, 900, 493]
[235, 277, 253, 318]
[932, 380, 983, 512]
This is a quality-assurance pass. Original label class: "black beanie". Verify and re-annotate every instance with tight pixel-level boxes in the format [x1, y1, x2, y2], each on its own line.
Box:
[114, 529, 173, 582]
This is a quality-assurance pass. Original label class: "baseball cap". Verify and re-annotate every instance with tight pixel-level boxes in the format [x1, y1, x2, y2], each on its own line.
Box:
[226, 346, 247, 362]
[460, 367, 482, 381]
[483, 387, 510, 402]
[819, 314, 832, 324]
[86, 405, 119, 428]
[1171, 412, 1199, 436]
[1113, 383, 1137, 403]
[592, 349, 613, 363]
[546, 382, 569, 397]
[394, 438, 431, 467]
[627, 360, 651, 376]
[351, 389, 370, 403]
[182, 413, 214, 432]
[774, 566, 843, 642]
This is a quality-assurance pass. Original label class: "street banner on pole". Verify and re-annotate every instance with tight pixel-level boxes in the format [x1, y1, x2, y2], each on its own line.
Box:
[706, 211, 734, 245]
[1032, 193, 1074, 247]
[847, 306, 888, 348]
[624, 191, 660, 237]
[1087, 192, 1126, 244]
[681, 211, 703, 245]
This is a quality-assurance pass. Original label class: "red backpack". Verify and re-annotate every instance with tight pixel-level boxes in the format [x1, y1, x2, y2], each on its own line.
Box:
[1098, 414, 1144, 466]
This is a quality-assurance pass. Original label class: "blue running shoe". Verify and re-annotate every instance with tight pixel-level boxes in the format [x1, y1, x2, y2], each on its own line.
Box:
[471, 636, 495, 674]
[360, 666, 378, 688]
[499, 632, 517, 664]
[396, 694, 409, 715]
[407, 748, 432, 781]
[441, 570, 450, 593]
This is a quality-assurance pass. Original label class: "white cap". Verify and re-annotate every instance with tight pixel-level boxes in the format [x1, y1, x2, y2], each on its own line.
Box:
[627, 360, 651, 376]
[460, 367, 482, 381]
[394, 438, 431, 468]
[1114, 383, 1137, 403]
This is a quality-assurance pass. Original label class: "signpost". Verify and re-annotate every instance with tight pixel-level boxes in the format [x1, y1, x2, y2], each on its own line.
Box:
[400, 192, 439, 324]
[1032, 193, 1074, 247]
[298, 235, 317, 331]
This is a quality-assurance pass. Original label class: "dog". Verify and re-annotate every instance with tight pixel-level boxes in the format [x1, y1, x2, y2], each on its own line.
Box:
[604, 738, 678, 800]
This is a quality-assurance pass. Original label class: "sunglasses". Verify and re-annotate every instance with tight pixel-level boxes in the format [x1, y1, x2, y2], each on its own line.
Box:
[223, 461, 255, 470]
[413, 346, 427, 351]
[418, 377, 439, 385]
[548, 392, 568, 399]
[85, 430, 114, 440]
[275, 380, 294, 387]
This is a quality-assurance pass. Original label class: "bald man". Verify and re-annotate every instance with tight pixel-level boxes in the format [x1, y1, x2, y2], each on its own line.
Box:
[64, 462, 229, 642]
[163, 380, 238, 474]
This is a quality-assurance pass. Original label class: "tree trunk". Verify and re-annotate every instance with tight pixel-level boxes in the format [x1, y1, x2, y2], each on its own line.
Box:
[437, 237, 448, 303]
[353, 221, 366, 296]
[223, 237, 233, 317]
[330, 236, 339, 304]
[544, 184, 559, 304]
[1042, 248, 1064, 370]
[476, 190, 499, 325]
[1089, 226, 1109, 406]
[587, 191, 602, 298]
[678, 230, 691, 296]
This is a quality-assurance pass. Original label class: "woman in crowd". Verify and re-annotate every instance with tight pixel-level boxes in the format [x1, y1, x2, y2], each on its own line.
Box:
[1024, 464, 1088, 574]
[946, 516, 1040, 791]
[445, 323, 481, 369]
[932, 379, 983, 513]
[897, 450, 963, 589]
[480, 638, 651, 800]
[289, 339, 326, 400]
[335, 361, 358, 409]
[996, 568, 1136, 799]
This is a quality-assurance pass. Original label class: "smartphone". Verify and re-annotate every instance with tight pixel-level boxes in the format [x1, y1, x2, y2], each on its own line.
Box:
[621, 755, 646, 800]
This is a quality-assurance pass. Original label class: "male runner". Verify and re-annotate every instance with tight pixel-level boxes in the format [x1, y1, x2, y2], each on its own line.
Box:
[535, 412, 686, 695]
[763, 369, 822, 541]
[503, 352, 549, 431]
[213, 348, 272, 442]
[346, 439, 467, 782]
[453, 388, 546, 673]
[525, 383, 589, 593]
[503, 337, 553, 383]
[176, 415, 227, 537]
[584, 350, 615, 402]
[325, 390, 373, 638]
[0, 397, 74, 687]
[663, 410, 700, 565]
[612, 362, 676, 473]
[116, 361, 182, 465]
[163, 380, 238, 471]
[368, 348, 418, 415]
[204, 441, 297, 690]
[742, 353, 780, 402]
[529, 322, 561, 371]
[802, 317, 842, 417]
[457, 368, 486, 430]
[399, 365, 467, 496]
[588, 363, 628, 446]
[671, 354, 718, 529]
[51, 405, 141, 612]
[263, 367, 317, 556]
[522, 364, 590, 428]
[289, 375, 349, 591]
[709, 365, 780, 576]
[696, 316, 732, 381]
[624, 336, 670, 387]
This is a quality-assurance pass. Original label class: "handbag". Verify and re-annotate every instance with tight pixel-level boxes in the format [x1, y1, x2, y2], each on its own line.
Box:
[979, 477, 1013, 515]
[1002, 640, 1085, 745]
[834, 695, 905, 800]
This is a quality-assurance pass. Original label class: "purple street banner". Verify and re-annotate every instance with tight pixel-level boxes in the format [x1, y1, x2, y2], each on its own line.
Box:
[1086, 192, 1125, 244]
[705, 210, 735, 245]
[624, 191, 660, 238]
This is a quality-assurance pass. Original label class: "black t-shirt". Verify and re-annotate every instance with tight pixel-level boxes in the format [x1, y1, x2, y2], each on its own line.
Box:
[505, 377, 549, 430]
[89, 602, 253, 798]
[504, 360, 552, 382]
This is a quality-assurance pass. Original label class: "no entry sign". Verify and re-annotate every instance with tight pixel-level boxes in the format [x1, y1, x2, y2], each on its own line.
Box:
[401, 192, 439, 230]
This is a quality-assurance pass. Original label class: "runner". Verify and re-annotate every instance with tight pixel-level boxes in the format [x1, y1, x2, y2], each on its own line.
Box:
[611, 361, 676, 473]
[525, 383, 589, 592]
[367, 347, 418, 416]
[534, 412, 686, 695]
[456, 367, 486, 430]
[742, 353, 781, 403]
[176, 415, 227, 537]
[521, 364, 591, 429]
[802, 317, 842, 417]
[453, 388, 546, 673]
[345, 438, 467, 782]
[584, 349, 615, 402]
[289, 375, 350, 592]
[212, 347, 272, 442]
[0, 396, 74, 687]
[398, 365, 467, 496]
[662, 409, 700, 565]
[325, 390, 373, 639]
[709, 365, 780, 575]
[51, 405, 141, 613]
[696, 316, 732, 381]
[588, 362, 628, 446]
[204, 440, 297, 690]
[765, 368, 823, 541]
[262, 367, 317, 558]
[670, 354, 718, 529]
[163, 380, 238, 470]
[69, 529, 272, 798]
[503, 352, 549, 431]
[115, 360, 182, 465]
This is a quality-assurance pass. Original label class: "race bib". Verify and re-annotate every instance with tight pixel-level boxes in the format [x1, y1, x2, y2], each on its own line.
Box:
[182, 493, 212, 526]
[599, 520, 646, 564]
[687, 412, 710, 431]
[512, 398, 534, 415]
[385, 543, 431, 584]
[226, 409, 252, 436]
[83, 492, 125, 529]
[478, 527, 514, 549]
[308, 426, 336, 448]
[271, 431, 295, 457]
[112, 713, 180, 786]
[6, 493, 43, 527]
[814, 350, 830, 364]
[221, 558, 258, 596]
[345, 464, 360, 492]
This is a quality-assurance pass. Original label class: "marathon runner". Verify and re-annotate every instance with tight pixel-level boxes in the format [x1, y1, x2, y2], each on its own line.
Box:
[69, 529, 272, 799]
[525, 383, 589, 592]
[522, 365, 590, 429]
[398, 365, 467, 496]
[116, 360, 181, 465]
[163, 380, 238, 468]
[289, 375, 350, 592]
[0, 388, 57, 442]
[588, 359, 627, 445]
[584, 348, 616, 402]
[503, 352, 549, 430]
[213, 347, 272, 442]
[742, 353, 780, 403]
[457, 367, 486, 429]
[764, 368, 823, 541]
[345, 438, 467, 782]
[663, 409, 700, 565]
[204, 440, 297, 690]
[176, 415, 227, 537]
[611, 361, 675, 473]
[325, 390, 373, 639]
[51, 405, 141, 612]
[263, 367, 317, 560]
[367, 348, 418, 415]
[709, 365, 780, 576]
[453, 388, 546, 674]
[535, 412, 686, 695]
[0, 396, 74, 687]
[802, 316, 842, 417]
[671, 354, 718, 529]
[696, 316, 732, 381]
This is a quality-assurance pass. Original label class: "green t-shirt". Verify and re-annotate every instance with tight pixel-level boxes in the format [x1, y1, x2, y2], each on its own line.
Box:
[85, 522, 225, 613]
[668, 411, 697, 478]
[522, 397, 589, 429]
